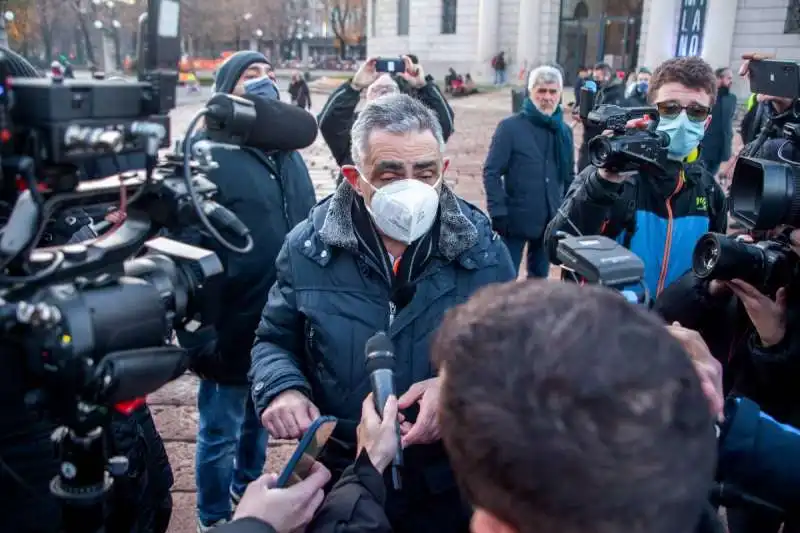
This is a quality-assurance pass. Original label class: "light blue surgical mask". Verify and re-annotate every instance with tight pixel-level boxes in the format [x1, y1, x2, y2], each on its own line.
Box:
[656, 110, 705, 160]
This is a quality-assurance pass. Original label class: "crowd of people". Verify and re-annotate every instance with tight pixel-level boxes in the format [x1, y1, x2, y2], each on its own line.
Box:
[3, 42, 800, 533]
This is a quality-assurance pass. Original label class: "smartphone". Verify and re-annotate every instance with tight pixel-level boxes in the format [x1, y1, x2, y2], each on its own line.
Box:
[275, 416, 338, 488]
[748, 59, 800, 100]
[375, 58, 406, 74]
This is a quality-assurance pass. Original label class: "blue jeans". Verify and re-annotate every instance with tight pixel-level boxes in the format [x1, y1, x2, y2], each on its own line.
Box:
[504, 235, 549, 278]
[494, 69, 506, 85]
[196, 380, 267, 524]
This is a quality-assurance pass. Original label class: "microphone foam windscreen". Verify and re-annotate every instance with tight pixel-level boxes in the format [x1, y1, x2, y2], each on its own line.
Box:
[365, 332, 395, 373]
[239, 93, 318, 152]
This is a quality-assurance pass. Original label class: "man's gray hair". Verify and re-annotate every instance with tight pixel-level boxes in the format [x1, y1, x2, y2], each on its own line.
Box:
[528, 65, 563, 90]
[350, 93, 445, 165]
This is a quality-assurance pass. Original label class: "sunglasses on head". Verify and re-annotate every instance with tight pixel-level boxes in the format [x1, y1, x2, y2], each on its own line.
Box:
[655, 100, 711, 122]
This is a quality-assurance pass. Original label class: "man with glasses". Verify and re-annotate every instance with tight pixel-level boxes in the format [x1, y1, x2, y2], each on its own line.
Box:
[483, 66, 574, 278]
[545, 56, 727, 297]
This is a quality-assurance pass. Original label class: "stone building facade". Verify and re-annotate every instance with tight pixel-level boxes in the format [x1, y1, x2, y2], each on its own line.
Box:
[367, 0, 800, 96]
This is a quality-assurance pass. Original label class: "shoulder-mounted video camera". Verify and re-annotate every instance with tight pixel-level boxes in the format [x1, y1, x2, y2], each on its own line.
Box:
[580, 104, 670, 175]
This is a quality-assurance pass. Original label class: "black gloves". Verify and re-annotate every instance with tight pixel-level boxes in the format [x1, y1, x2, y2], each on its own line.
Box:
[492, 216, 509, 237]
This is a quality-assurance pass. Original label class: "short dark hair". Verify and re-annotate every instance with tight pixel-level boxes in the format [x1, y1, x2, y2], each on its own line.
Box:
[433, 281, 716, 533]
[648, 56, 717, 105]
[638, 67, 652, 75]
[715, 67, 731, 78]
[593, 62, 612, 74]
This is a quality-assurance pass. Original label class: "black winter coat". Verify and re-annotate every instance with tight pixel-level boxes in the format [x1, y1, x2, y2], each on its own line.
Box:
[702, 87, 737, 164]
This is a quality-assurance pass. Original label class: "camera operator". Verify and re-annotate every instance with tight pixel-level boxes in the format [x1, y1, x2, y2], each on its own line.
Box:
[173, 50, 317, 532]
[576, 63, 627, 171]
[317, 55, 454, 183]
[217, 394, 397, 533]
[656, 228, 800, 533]
[0, 46, 173, 533]
[545, 57, 727, 298]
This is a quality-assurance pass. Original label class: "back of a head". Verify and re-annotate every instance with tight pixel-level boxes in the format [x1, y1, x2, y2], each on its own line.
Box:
[432, 281, 716, 533]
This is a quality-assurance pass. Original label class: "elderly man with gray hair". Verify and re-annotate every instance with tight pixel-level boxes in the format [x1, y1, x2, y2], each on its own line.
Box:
[250, 93, 514, 533]
[482, 64, 575, 278]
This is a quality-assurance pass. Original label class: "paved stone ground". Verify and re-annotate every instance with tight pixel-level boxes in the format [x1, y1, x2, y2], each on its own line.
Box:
[155, 92, 741, 532]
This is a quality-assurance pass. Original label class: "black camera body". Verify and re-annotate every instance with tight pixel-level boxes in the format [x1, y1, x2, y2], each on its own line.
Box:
[584, 105, 670, 175]
[692, 232, 799, 295]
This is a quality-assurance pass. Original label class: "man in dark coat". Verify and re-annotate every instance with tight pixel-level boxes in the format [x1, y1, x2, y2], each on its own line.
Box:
[250, 94, 515, 533]
[701, 67, 737, 177]
[483, 65, 574, 278]
[176, 50, 317, 532]
[288, 70, 312, 110]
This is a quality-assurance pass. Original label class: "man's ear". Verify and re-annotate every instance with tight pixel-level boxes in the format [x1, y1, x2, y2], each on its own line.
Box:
[471, 508, 516, 533]
[705, 115, 712, 131]
[341, 165, 362, 193]
[442, 158, 451, 175]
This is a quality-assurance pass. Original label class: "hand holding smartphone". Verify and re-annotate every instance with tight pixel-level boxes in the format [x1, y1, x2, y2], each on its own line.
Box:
[374, 58, 406, 74]
[275, 416, 338, 488]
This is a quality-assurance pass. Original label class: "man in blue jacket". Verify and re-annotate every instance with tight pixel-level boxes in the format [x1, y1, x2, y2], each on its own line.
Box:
[483, 65, 575, 278]
[545, 56, 727, 297]
[250, 93, 515, 533]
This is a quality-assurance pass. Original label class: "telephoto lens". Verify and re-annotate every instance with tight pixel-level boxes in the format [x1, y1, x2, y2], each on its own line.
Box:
[692, 232, 797, 294]
[729, 156, 800, 230]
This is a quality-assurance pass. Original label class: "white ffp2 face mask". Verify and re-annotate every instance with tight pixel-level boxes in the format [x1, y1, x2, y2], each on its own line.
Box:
[360, 174, 442, 244]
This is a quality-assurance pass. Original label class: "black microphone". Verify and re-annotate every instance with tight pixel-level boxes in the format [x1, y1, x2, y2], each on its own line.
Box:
[365, 331, 403, 490]
[205, 93, 318, 152]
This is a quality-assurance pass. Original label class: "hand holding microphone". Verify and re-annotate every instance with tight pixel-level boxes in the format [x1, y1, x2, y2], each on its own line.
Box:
[365, 332, 404, 489]
[357, 393, 399, 474]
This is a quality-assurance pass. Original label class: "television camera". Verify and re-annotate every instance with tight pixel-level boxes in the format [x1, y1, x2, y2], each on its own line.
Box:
[579, 102, 670, 175]
[0, 1, 270, 531]
[691, 60, 800, 297]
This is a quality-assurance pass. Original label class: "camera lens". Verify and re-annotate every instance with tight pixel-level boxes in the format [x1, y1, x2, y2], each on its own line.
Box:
[588, 136, 612, 167]
[730, 156, 800, 230]
[692, 232, 767, 285]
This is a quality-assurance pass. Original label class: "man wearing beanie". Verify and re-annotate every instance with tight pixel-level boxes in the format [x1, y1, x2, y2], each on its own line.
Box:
[173, 50, 316, 532]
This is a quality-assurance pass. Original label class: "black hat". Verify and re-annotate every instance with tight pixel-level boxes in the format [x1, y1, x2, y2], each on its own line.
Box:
[213, 50, 271, 94]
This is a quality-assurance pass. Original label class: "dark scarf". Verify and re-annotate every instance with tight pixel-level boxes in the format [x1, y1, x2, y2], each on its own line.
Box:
[351, 196, 439, 312]
[521, 98, 574, 189]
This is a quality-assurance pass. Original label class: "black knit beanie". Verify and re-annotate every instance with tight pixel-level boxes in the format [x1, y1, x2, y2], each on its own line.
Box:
[213, 50, 271, 94]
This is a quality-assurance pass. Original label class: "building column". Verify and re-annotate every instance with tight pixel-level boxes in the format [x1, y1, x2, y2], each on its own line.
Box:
[701, 0, 738, 69]
[641, 0, 680, 69]
[475, 0, 500, 81]
[515, 0, 541, 85]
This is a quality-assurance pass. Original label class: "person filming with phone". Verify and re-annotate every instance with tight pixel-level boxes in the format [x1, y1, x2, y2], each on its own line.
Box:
[318, 55, 454, 184]
[251, 93, 515, 533]
[545, 56, 727, 298]
[216, 395, 397, 533]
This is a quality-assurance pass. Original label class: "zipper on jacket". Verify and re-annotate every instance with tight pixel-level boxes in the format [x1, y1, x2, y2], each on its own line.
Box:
[656, 175, 685, 295]
[388, 301, 396, 327]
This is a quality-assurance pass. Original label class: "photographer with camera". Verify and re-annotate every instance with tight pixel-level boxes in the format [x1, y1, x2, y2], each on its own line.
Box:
[173, 50, 317, 532]
[545, 57, 727, 298]
[317, 55, 454, 179]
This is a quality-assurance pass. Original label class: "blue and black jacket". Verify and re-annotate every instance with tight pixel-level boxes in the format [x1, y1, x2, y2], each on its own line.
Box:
[545, 150, 727, 296]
